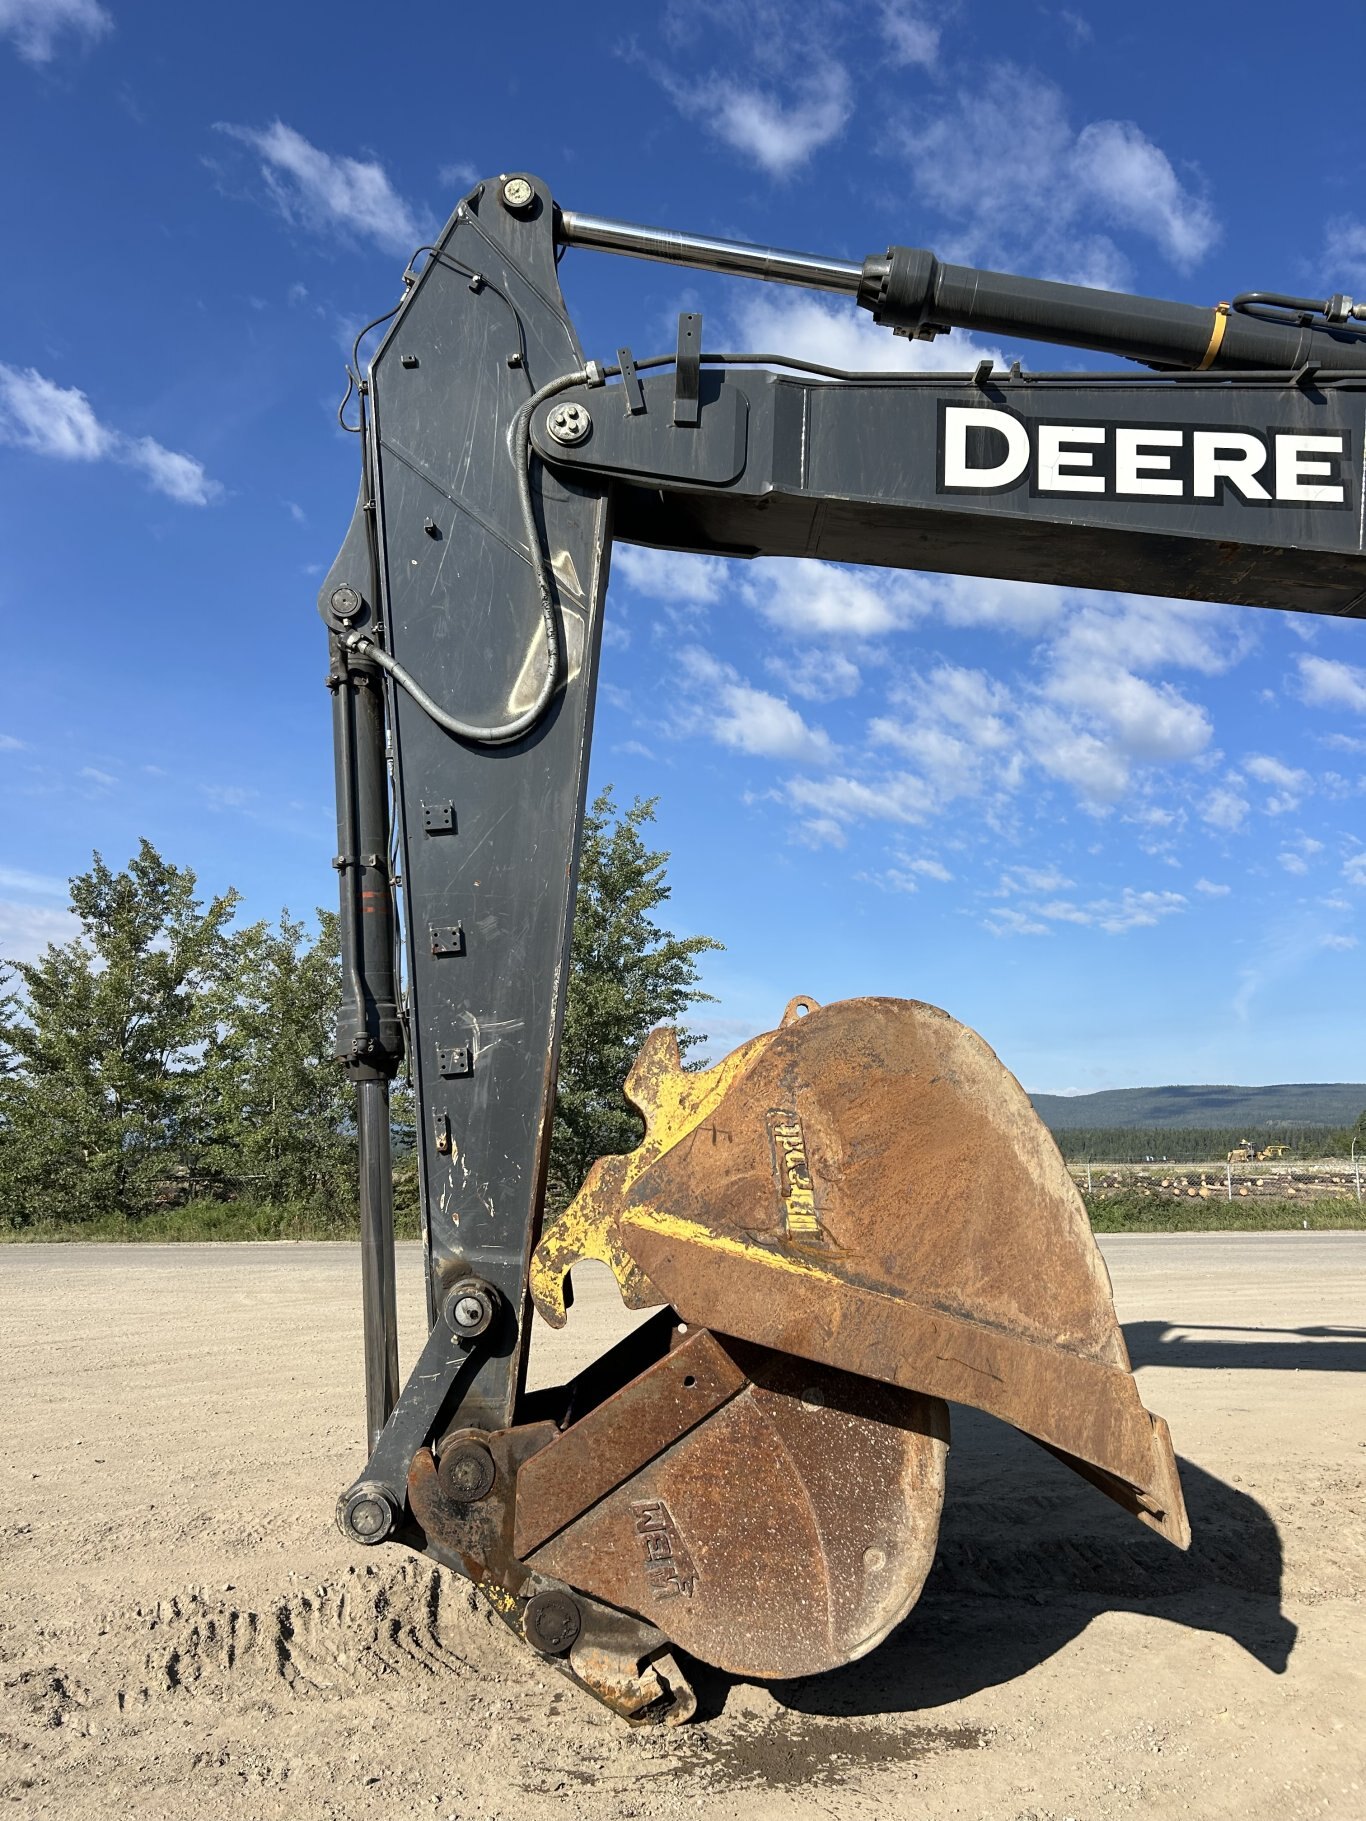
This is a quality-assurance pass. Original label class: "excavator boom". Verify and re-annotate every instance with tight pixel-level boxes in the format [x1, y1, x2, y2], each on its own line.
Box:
[319, 173, 1364, 1719]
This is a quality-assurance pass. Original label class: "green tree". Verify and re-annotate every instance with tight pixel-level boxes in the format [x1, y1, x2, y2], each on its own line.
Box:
[0, 841, 237, 1226]
[0, 966, 19, 1076]
[201, 909, 356, 1215]
[546, 789, 722, 1209]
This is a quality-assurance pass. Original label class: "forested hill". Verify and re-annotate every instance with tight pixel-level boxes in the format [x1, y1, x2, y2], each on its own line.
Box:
[1030, 1083, 1366, 1130]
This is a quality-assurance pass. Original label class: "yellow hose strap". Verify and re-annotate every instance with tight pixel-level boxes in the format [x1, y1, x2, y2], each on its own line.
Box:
[1197, 302, 1230, 370]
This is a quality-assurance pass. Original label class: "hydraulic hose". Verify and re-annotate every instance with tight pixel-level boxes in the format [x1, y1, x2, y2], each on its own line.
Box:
[343, 366, 597, 746]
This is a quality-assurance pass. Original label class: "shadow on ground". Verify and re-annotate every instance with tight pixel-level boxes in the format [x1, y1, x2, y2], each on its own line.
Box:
[1125, 1321, 1366, 1373]
[747, 1380, 1296, 1721]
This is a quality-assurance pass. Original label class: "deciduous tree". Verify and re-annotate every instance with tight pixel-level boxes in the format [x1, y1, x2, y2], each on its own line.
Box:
[0, 841, 237, 1225]
[202, 909, 355, 1214]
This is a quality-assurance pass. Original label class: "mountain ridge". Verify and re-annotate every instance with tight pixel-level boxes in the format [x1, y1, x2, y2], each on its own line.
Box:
[1029, 1082, 1366, 1130]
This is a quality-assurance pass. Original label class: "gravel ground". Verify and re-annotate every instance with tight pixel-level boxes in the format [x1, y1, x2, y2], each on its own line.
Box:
[2, 1233, 1363, 1821]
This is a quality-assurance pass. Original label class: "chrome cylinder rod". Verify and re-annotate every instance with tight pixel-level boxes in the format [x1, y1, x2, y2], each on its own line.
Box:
[556, 209, 863, 296]
[357, 1077, 400, 1452]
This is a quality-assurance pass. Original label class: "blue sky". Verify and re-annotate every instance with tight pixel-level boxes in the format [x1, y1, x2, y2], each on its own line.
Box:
[4, 0, 1366, 1094]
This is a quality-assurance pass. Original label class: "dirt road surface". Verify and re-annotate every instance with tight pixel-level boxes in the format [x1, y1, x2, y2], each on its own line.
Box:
[3, 1234, 1363, 1821]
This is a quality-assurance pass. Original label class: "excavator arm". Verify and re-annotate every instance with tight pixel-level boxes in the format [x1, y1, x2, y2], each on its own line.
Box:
[319, 173, 1365, 1721]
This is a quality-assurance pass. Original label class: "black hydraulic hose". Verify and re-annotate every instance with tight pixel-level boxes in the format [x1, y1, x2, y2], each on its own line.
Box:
[341, 366, 596, 745]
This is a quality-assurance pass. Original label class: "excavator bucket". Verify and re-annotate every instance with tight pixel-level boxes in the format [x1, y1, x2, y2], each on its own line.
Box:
[490, 995, 1188, 1704]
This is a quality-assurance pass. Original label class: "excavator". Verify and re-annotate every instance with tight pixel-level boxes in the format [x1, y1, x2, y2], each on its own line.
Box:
[320, 172, 1366, 1722]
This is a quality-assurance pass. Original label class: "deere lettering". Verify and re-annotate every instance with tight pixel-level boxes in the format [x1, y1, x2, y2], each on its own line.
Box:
[940, 404, 1350, 506]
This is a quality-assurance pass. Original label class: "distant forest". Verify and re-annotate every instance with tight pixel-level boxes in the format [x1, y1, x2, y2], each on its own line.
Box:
[1050, 1125, 1358, 1163]
[1031, 1082, 1366, 1130]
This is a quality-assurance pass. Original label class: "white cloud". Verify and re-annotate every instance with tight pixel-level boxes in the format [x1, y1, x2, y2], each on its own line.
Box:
[787, 769, 933, 830]
[1279, 850, 1309, 876]
[0, 0, 109, 63]
[1320, 932, 1358, 951]
[676, 64, 851, 177]
[1035, 898, 1093, 925]
[613, 544, 727, 606]
[1195, 878, 1230, 896]
[1027, 714, 1131, 805]
[741, 557, 922, 639]
[1245, 753, 1310, 814]
[0, 364, 218, 505]
[217, 121, 431, 255]
[913, 664, 1015, 743]
[880, 868, 919, 894]
[1000, 865, 1072, 896]
[679, 646, 835, 764]
[0, 865, 66, 895]
[878, 0, 939, 66]
[897, 854, 952, 882]
[837, 595, 1224, 840]
[767, 647, 862, 701]
[1012, 885, 1186, 935]
[437, 161, 478, 190]
[1323, 216, 1366, 289]
[936, 574, 1069, 635]
[869, 663, 1021, 809]
[1059, 595, 1237, 676]
[1200, 785, 1250, 832]
[0, 364, 110, 459]
[123, 436, 218, 507]
[1299, 654, 1366, 713]
[653, 2, 892, 178]
[202, 783, 258, 811]
[876, 852, 952, 892]
[0, 898, 76, 961]
[1092, 888, 1186, 933]
[80, 766, 115, 788]
[1344, 853, 1366, 888]
[0, 735, 24, 751]
[732, 289, 1003, 376]
[984, 906, 1050, 938]
[1073, 120, 1217, 270]
[1045, 667, 1211, 763]
[1058, 8, 1092, 43]
[900, 64, 1218, 281]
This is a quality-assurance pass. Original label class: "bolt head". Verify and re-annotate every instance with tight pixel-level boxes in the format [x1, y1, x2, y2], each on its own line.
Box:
[442, 1277, 497, 1340]
[547, 401, 592, 446]
[501, 176, 534, 213]
[437, 1441, 496, 1504]
[340, 1486, 395, 1544]
[523, 1590, 581, 1656]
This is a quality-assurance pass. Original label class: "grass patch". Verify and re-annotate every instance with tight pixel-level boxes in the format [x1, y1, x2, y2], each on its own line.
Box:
[1084, 1192, 1366, 1233]
[1, 1199, 423, 1243]
[7, 1196, 1363, 1244]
